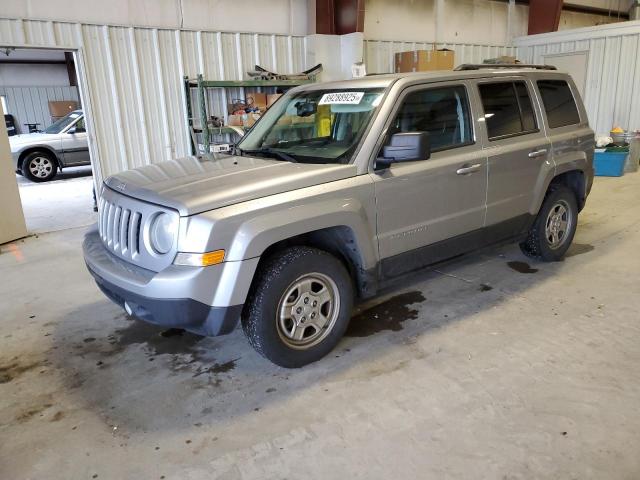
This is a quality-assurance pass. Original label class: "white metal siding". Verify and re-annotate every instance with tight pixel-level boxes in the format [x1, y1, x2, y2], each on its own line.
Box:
[515, 21, 640, 134]
[364, 40, 518, 74]
[0, 86, 80, 133]
[0, 18, 306, 186]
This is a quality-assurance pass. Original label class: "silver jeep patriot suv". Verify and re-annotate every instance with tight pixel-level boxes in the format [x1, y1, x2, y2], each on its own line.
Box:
[84, 65, 594, 367]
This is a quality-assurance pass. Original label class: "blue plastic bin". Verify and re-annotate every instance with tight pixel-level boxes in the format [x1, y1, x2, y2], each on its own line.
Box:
[594, 151, 627, 177]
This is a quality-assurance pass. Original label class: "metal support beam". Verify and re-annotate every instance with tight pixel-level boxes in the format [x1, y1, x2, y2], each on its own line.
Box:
[315, 0, 364, 35]
[64, 52, 77, 87]
[528, 0, 564, 34]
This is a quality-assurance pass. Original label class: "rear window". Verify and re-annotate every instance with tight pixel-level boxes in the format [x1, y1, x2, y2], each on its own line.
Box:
[537, 80, 580, 128]
[478, 81, 538, 140]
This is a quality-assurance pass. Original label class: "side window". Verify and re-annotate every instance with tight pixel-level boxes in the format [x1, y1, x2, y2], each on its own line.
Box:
[390, 85, 473, 153]
[479, 81, 538, 140]
[75, 117, 86, 132]
[537, 80, 580, 128]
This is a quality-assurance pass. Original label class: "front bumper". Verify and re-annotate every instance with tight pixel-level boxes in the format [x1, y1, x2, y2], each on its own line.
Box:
[87, 265, 242, 336]
[83, 226, 258, 336]
[11, 151, 20, 171]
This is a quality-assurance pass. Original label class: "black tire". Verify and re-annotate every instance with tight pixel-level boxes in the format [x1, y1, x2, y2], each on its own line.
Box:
[21, 151, 58, 182]
[242, 246, 354, 368]
[520, 184, 578, 262]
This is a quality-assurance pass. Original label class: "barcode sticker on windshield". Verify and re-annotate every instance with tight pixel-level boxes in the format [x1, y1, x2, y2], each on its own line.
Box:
[319, 92, 364, 105]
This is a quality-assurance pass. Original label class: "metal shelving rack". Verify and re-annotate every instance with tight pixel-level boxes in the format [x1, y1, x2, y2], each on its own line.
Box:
[184, 74, 315, 154]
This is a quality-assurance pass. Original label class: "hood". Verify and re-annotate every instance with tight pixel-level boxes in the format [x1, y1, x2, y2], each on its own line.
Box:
[104, 155, 357, 216]
[9, 133, 52, 147]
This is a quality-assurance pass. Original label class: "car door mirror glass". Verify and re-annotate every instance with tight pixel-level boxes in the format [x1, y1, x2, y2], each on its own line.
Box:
[376, 131, 430, 169]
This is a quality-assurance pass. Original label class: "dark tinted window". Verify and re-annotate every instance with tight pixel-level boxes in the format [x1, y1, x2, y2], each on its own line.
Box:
[479, 81, 538, 140]
[390, 86, 473, 152]
[537, 80, 580, 128]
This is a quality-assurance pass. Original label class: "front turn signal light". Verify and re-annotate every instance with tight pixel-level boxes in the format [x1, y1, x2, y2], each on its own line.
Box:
[174, 249, 225, 267]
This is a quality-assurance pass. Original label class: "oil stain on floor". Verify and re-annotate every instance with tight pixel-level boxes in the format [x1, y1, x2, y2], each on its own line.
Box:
[346, 291, 426, 337]
[0, 359, 43, 384]
[112, 321, 204, 356]
[507, 261, 539, 274]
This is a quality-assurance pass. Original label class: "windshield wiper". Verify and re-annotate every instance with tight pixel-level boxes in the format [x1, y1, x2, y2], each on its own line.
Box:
[242, 148, 298, 163]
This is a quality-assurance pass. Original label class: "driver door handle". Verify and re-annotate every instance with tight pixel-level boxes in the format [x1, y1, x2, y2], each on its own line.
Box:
[456, 163, 482, 175]
[528, 148, 548, 158]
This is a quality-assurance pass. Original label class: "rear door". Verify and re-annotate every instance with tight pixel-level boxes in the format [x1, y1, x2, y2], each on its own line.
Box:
[535, 77, 594, 173]
[370, 81, 488, 276]
[476, 77, 551, 231]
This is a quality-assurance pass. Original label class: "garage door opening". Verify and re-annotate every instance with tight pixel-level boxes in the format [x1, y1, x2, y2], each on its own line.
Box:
[2, 47, 97, 234]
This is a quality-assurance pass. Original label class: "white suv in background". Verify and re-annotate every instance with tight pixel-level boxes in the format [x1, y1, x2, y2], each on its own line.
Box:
[10, 110, 90, 182]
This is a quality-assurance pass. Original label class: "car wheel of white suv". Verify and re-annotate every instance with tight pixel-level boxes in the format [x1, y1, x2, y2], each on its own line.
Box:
[22, 151, 58, 182]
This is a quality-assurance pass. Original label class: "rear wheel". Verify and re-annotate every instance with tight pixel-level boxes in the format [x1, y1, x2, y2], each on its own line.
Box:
[520, 184, 578, 261]
[242, 246, 353, 368]
[21, 151, 57, 182]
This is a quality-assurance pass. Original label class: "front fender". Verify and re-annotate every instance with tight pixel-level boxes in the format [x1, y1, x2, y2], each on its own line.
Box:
[226, 196, 378, 270]
[14, 144, 61, 168]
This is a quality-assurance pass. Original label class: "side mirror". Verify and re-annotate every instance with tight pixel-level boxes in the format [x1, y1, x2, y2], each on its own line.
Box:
[376, 132, 430, 169]
[68, 126, 85, 134]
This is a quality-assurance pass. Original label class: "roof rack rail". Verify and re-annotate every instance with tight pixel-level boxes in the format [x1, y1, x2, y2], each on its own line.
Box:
[454, 64, 557, 71]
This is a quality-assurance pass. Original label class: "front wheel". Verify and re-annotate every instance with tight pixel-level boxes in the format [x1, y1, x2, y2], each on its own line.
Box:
[21, 151, 58, 182]
[520, 184, 578, 261]
[242, 247, 353, 368]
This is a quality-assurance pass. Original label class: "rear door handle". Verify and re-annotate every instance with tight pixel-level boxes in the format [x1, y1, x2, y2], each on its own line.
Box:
[528, 149, 548, 158]
[456, 163, 482, 175]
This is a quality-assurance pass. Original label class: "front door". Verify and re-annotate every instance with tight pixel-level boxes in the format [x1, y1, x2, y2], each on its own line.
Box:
[371, 82, 488, 278]
[60, 115, 90, 166]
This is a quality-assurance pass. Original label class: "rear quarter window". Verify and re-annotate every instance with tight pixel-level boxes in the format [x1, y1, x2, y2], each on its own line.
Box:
[537, 80, 581, 128]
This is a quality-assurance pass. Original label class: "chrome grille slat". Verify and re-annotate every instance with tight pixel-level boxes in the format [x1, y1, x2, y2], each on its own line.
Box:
[106, 203, 115, 247]
[119, 209, 130, 254]
[97, 187, 178, 272]
[130, 212, 141, 256]
[113, 206, 122, 250]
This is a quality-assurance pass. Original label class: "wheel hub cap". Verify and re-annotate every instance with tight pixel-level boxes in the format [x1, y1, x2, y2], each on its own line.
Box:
[29, 157, 53, 178]
[545, 200, 571, 249]
[277, 273, 339, 350]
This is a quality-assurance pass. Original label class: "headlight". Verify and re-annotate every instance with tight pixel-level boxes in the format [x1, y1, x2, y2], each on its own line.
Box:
[149, 213, 177, 254]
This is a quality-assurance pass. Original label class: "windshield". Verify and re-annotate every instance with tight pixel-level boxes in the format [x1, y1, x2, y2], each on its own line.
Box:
[237, 88, 385, 164]
[44, 111, 81, 134]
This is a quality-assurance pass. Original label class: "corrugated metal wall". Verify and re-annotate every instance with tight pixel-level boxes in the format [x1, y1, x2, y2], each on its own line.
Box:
[364, 40, 518, 74]
[0, 18, 306, 185]
[0, 85, 80, 134]
[515, 22, 640, 134]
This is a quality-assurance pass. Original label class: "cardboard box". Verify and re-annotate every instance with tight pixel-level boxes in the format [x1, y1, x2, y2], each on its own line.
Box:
[48, 100, 79, 118]
[244, 113, 261, 127]
[267, 93, 283, 109]
[227, 114, 244, 127]
[246, 92, 267, 111]
[394, 49, 455, 73]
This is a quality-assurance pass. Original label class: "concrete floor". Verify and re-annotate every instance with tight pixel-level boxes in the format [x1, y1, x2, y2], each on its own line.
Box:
[1, 172, 640, 479]
[16, 166, 96, 234]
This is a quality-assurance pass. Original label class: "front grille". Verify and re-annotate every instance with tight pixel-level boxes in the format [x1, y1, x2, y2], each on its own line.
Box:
[99, 199, 143, 259]
[97, 186, 179, 272]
